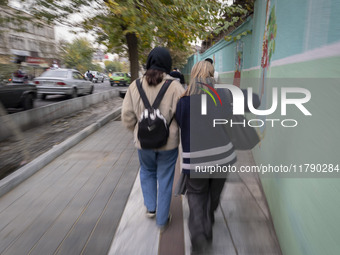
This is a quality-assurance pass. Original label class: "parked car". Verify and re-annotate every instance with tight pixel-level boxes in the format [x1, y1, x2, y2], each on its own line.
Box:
[110, 72, 131, 86]
[34, 69, 94, 99]
[0, 82, 37, 110]
[119, 88, 128, 99]
[90, 71, 104, 83]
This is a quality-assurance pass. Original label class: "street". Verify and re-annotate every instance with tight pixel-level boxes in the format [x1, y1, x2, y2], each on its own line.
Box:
[34, 79, 126, 108]
[0, 94, 124, 179]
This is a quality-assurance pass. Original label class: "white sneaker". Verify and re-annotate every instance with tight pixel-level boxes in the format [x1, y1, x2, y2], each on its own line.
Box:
[146, 210, 156, 218]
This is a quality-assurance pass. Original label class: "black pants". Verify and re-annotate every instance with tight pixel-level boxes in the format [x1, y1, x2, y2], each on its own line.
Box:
[185, 177, 227, 249]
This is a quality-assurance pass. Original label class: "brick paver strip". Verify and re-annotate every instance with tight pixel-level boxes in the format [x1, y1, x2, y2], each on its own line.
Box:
[158, 158, 185, 255]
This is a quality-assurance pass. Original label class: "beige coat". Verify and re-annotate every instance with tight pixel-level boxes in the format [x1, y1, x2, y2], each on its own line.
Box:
[122, 74, 185, 150]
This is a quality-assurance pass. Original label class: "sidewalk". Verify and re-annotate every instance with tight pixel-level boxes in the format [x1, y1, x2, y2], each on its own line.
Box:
[0, 119, 281, 255]
[109, 150, 282, 255]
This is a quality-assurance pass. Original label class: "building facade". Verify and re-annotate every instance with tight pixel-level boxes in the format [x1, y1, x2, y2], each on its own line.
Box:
[0, 6, 57, 77]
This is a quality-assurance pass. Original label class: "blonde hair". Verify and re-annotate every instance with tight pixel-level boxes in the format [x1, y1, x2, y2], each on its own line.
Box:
[183, 60, 215, 96]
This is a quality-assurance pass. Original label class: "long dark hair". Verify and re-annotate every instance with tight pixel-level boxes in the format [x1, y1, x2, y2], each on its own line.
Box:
[145, 69, 164, 86]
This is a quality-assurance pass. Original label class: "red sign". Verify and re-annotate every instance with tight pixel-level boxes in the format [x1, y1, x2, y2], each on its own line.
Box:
[26, 57, 48, 65]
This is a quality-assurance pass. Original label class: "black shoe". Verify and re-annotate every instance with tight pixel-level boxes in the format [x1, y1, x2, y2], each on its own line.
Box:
[191, 236, 211, 254]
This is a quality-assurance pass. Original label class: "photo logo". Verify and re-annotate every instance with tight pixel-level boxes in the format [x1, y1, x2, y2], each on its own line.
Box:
[201, 84, 312, 128]
[198, 82, 222, 115]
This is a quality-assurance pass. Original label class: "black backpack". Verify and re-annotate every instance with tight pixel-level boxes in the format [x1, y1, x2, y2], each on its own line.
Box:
[136, 78, 174, 149]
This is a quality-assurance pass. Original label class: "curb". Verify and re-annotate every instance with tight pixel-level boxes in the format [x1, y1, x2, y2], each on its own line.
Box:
[0, 90, 119, 142]
[0, 107, 122, 198]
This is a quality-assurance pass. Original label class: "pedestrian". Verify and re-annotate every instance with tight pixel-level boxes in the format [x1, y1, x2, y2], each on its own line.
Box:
[86, 70, 93, 81]
[170, 68, 181, 82]
[175, 60, 236, 254]
[205, 58, 219, 82]
[122, 47, 185, 231]
[170, 67, 186, 86]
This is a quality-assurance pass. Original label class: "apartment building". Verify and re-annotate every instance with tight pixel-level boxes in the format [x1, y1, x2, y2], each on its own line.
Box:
[0, 5, 57, 76]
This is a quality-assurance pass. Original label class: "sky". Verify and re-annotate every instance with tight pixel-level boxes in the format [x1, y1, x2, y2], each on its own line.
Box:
[55, 24, 95, 43]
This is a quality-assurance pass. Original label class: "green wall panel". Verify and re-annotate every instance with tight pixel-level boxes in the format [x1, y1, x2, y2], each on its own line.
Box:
[182, 0, 340, 253]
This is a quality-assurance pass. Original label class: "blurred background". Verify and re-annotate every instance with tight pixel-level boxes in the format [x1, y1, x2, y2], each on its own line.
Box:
[0, 0, 340, 254]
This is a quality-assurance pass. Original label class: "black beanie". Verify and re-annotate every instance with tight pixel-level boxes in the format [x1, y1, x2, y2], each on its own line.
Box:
[146, 47, 172, 74]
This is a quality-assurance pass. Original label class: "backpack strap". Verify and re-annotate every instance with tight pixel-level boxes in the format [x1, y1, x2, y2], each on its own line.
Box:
[136, 78, 173, 109]
[136, 78, 152, 109]
[152, 79, 173, 108]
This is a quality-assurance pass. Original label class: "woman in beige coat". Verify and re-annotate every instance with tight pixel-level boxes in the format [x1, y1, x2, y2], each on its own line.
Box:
[122, 47, 184, 230]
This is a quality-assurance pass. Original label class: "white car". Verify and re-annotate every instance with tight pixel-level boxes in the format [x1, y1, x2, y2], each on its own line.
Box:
[90, 71, 104, 83]
[34, 69, 94, 99]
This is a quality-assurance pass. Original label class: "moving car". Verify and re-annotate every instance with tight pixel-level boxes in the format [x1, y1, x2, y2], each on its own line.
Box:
[0, 82, 37, 110]
[34, 69, 94, 99]
[90, 71, 104, 83]
[110, 72, 131, 86]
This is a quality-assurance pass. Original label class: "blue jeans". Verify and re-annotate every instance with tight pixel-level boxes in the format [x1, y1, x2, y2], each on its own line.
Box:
[138, 148, 178, 226]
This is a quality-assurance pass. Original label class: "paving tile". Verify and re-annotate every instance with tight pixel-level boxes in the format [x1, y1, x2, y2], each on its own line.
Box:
[0, 160, 90, 254]
[81, 152, 139, 255]
[209, 207, 237, 255]
[255, 199, 270, 219]
[221, 183, 254, 201]
[227, 172, 242, 183]
[238, 171, 261, 185]
[227, 220, 281, 254]
[244, 183, 263, 199]
[108, 173, 160, 255]
[220, 198, 267, 221]
[27, 156, 125, 255]
[55, 147, 136, 255]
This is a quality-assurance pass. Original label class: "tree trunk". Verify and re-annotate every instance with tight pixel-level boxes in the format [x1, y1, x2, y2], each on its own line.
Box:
[126, 32, 139, 81]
